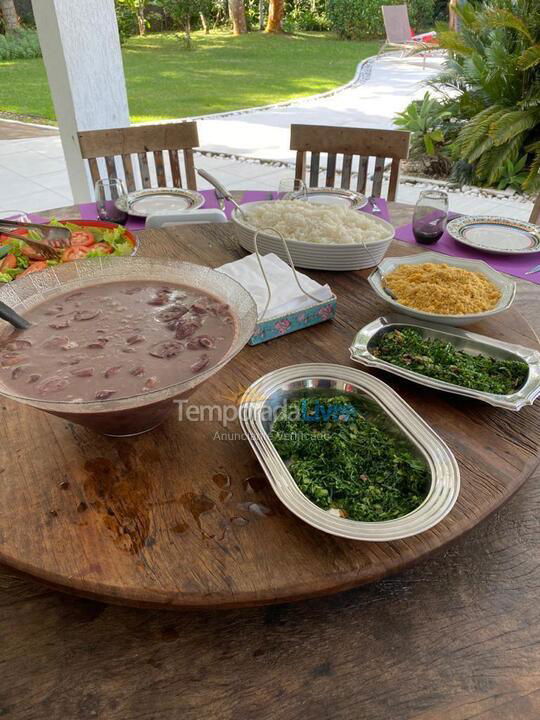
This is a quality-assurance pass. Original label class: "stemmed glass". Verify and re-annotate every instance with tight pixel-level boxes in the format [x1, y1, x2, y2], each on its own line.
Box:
[412, 190, 449, 245]
[95, 178, 128, 225]
[278, 178, 307, 200]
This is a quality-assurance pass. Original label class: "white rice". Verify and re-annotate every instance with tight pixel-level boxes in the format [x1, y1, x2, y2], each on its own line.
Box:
[243, 201, 390, 245]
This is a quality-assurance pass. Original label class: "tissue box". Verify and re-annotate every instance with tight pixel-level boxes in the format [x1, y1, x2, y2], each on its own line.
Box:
[248, 294, 337, 345]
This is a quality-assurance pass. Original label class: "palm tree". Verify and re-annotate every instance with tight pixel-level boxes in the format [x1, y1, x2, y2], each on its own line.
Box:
[265, 0, 284, 33]
[0, 0, 20, 31]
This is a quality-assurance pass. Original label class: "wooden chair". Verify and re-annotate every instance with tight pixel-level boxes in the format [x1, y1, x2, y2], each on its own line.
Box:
[290, 124, 411, 201]
[530, 195, 540, 224]
[77, 122, 200, 192]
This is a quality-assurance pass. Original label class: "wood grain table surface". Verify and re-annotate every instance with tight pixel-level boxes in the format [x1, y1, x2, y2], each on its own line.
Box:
[0, 201, 538, 720]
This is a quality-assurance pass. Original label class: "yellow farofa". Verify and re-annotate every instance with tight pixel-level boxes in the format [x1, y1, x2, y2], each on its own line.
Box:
[384, 262, 501, 315]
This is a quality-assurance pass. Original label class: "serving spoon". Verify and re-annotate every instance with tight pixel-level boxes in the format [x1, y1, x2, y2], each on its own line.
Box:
[196, 169, 248, 220]
[0, 301, 30, 330]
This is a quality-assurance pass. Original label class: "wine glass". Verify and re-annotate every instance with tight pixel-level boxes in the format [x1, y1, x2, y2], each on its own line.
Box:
[278, 178, 307, 200]
[95, 178, 128, 225]
[412, 190, 448, 245]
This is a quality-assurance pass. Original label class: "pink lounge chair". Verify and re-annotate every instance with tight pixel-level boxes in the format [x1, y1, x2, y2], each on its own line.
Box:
[380, 4, 437, 67]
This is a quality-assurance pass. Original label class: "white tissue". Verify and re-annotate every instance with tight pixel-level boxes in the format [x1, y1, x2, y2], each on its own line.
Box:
[218, 253, 333, 321]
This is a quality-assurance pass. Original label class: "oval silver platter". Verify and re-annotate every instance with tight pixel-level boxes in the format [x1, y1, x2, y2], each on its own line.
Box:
[239, 363, 460, 542]
[286, 187, 367, 210]
[447, 215, 540, 255]
[350, 314, 540, 411]
[116, 188, 205, 218]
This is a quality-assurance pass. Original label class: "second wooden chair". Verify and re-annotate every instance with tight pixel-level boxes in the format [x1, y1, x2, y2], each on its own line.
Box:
[290, 124, 410, 201]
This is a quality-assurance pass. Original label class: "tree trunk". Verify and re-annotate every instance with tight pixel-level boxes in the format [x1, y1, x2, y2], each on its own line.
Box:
[258, 0, 265, 30]
[265, 0, 284, 33]
[136, 5, 146, 36]
[0, 0, 20, 31]
[228, 0, 247, 34]
[199, 12, 209, 34]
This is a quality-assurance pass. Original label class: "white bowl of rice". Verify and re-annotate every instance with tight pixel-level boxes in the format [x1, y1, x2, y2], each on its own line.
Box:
[231, 200, 395, 271]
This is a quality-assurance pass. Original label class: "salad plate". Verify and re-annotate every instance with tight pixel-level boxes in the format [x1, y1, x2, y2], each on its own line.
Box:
[447, 215, 540, 255]
[0, 219, 137, 283]
[116, 188, 205, 218]
[285, 187, 367, 210]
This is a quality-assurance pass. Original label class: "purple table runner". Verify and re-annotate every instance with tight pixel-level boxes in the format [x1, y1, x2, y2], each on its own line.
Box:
[32, 190, 390, 228]
[395, 214, 539, 285]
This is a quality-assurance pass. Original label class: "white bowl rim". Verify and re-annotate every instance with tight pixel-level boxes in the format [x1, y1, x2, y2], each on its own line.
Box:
[231, 200, 395, 248]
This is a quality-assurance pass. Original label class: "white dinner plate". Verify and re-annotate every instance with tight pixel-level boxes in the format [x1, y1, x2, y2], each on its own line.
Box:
[116, 188, 205, 218]
[447, 215, 540, 255]
[286, 187, 367, 210]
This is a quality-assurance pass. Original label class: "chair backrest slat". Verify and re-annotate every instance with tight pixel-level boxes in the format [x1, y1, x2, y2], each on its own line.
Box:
[372, 156, 386, 198]
[340, 154, 353, 190]
[295, 150, 306, 184]
[169, 149, 183, 187]
[309, 152, 321, 187]
[290, 124, 410, 202]
[153, 150, 166, 186]
[184, 149, 197, 190]
[356, 157, 368, 194]
[138, 152, 151, 189]
[325, 153, 337, 187]
[104, 156, 116, 180]
[78, 122, 200, 192]
[530, 195, 540, 224]
[121, 154, 136, 192]
[87, 158, 101, 187]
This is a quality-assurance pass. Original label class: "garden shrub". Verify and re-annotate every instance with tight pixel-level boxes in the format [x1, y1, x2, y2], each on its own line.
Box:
[326, 0, 435, 40]
[0, 28, 41, 60]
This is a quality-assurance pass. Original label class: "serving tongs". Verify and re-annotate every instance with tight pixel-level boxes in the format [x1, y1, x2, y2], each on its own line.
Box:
[0, 219, 71, 261]
[0, 227, 61, 261]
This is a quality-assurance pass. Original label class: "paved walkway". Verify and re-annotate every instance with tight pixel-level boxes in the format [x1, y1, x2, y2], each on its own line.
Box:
[0, 54, 533, 220]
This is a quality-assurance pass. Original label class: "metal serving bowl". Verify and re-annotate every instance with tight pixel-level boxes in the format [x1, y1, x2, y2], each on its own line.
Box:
[239, 363, 460, 542]
[350, 315, 540, 411]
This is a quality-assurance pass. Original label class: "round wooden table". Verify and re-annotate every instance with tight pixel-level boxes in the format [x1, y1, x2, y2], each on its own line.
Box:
[0, 204, 539, 611]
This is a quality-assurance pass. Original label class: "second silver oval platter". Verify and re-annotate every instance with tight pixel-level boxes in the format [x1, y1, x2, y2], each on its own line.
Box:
[447, 215, 540, 255]
[287, 187, 367, 210]
[116, 188, 205, 218]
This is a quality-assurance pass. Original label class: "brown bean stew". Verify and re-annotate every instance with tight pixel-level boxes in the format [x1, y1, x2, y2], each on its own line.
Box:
[0, 281, 236, 402]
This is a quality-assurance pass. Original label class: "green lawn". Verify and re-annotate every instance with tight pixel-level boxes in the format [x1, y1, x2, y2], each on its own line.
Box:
[0, 31, 379, 123]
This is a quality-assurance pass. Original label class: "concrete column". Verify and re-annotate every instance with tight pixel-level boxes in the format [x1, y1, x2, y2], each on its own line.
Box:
[32, 0, 130, 202]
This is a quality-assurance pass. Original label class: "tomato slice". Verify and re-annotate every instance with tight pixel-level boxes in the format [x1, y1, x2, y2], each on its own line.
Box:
[70, 230, 95, 247]
[0, 254, 17, 271]
[62, 246, 90, 262]
[91, 242, 113, 254]
[19, 261, 48, 277]
[6, 227, 29, 237]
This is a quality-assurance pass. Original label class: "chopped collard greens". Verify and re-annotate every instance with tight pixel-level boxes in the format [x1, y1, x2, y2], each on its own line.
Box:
[372, 328, 528, 395]
[270, 394, 430, 522]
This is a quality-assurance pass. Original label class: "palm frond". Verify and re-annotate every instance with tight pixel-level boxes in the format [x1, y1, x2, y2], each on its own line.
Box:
[480, 7, 533, 43]
[489, 109, 540, 145]
[518, 44, 540, 69]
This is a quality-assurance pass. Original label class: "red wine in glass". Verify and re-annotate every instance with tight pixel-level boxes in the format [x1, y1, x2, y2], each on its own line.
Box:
[412, 190, 448, 245]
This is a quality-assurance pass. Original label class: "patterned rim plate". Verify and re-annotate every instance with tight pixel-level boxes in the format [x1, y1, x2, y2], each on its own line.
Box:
[116, 188, 205, 218]
[447, 215, 540, 255]
[286, 187, 367, 210]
